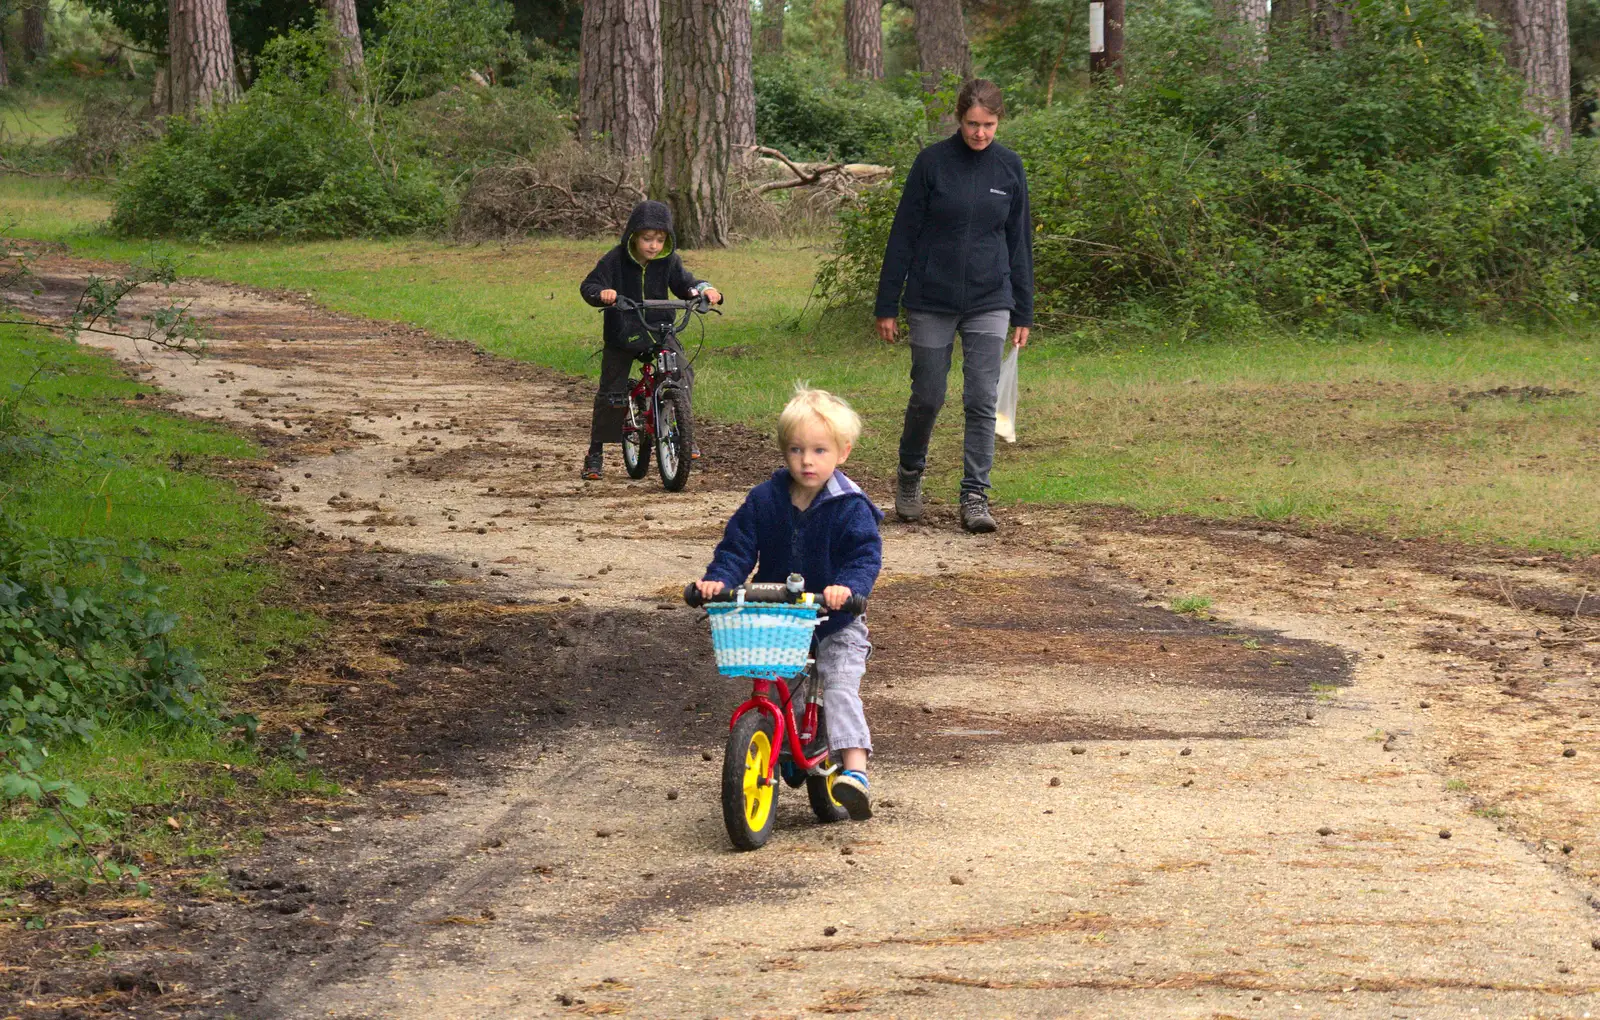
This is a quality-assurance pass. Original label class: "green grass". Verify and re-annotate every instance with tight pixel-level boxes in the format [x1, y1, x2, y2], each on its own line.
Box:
[0, 92, 73, 144]
[0, 318, 323, 886]
[5, 175, 1600, 552]
[1171, 594, 1214, 615]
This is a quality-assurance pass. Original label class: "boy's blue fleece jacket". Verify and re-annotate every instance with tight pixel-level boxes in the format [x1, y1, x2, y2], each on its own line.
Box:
[702, 469, 884, 639]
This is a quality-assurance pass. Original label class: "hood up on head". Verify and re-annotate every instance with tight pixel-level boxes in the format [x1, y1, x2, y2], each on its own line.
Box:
[622, 200, 676, 262]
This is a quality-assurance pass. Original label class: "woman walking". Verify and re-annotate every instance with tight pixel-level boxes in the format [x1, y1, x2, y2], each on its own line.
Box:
[874, 79, 1033, 534]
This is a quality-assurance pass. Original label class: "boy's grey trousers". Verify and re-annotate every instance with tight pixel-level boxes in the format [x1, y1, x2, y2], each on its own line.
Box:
[897, 309, 1010, 497]
[816, 619, 873, 755]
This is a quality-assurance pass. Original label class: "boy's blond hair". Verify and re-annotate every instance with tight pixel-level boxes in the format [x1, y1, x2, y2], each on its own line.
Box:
[778, 385, 862, 450]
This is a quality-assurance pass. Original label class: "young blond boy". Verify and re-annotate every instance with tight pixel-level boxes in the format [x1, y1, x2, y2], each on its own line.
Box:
[578, 200, 721, 479]
[695, 388, 884, 818]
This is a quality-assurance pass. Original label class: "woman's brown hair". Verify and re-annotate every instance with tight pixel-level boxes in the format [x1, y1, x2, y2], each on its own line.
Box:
[955, 79, 1006, 121]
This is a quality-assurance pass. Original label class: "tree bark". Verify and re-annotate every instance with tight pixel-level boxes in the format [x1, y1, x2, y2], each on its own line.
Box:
[758, 0, 784, 54]
[651, 0, 735, 248]
[22, 3, 47, 64]
[324, 0, 365, 92]
[168, 0, 238, 115]
[1479, 0, 1570, 149]
[846, 0, 884, 78]
[914, 0, 971, 89]
[0, 38, 9, 89]
[1308, 0, 1353, 48]
[579, 0, 662, 160]
[730, 0, 756, 149]
[1214, 0, 1269, 62]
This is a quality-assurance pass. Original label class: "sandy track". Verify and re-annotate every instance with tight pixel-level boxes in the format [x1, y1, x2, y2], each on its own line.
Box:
[10, 261, 1600, 1019]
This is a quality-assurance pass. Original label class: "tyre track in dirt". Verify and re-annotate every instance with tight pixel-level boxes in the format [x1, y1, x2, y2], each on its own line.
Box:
[8, 259, 1600, 1019]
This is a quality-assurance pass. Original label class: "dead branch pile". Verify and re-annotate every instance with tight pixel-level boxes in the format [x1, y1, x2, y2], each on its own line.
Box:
[453, 144, 646, 241]
[453, 143, 892, 242]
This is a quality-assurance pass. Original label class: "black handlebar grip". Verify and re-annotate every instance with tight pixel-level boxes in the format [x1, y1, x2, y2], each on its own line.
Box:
[840, 594, 868, 616]
[683, 582, 706, 607]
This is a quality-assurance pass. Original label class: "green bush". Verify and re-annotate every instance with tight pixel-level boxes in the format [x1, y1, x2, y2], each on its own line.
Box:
[826, 0, 1600, 333]
[754, 57, 923, 163]
[396, 82, 570, 177]
[111, 27, 446, 240]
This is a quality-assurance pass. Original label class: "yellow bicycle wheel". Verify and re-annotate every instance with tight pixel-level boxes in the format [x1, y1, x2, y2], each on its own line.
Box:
[722, 712, 778, 850]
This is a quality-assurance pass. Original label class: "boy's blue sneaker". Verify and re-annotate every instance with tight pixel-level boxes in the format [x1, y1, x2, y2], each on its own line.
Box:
[832, 770, 872, 821]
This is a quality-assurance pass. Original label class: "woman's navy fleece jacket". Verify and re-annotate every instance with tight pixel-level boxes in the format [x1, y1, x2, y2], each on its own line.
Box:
[873, 132, 1034, 328]
[702, 469, 884, 639]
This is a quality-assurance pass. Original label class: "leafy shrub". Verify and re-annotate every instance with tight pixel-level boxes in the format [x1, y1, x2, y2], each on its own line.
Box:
[826, 0, 1600, 333]
[111, 27, 446, 240]
[754, 57, 923, 163]
[397, 82, 570, 177]
[368, 0, 523, 102]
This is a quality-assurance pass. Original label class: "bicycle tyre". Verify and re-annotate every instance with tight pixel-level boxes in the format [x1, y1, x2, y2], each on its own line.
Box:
[723, 711, 778, 851]
[621, 392, 649, 479]
[786, 671, 848, 824]
[806, 763, 849, 824]
[656, 388, 693, 492]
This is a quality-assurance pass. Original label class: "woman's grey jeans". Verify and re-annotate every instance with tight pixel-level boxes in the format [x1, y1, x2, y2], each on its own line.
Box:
[898, 309, 1011, 497]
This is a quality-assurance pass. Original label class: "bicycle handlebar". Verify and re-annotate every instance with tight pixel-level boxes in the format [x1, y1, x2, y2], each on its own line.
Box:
[683, 581, 867, 617]
[607, 294, 717, 314]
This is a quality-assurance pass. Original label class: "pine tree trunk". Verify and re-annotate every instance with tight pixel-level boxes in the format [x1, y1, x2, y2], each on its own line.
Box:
[324, 0, 365, 93]
[168, 0, 238, 115]
[1309, 0, 1353, 48]
[0, 39, 10, 88]
[1480, 0, 1571, 149]
[1215, 0, 1269, 62]
[758, 0, 784, 54]
[730, 0, 756, 149]
[22, 3, 47, 64]
[651, 0, 735, 248]
[579, 0, 662, 160]
[846, 0, 884, 78]
[914, 0, 971, 88]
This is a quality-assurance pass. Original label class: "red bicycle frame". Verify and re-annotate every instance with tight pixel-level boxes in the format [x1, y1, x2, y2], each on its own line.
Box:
[623, 360, 660, 446]
[728, 675, 825, 783]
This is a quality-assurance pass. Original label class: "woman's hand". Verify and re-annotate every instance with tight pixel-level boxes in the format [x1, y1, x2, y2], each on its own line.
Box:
[695, 579, 725, 601]
[599, 288, 617, 305]
[822, 585, 853, 611]
[1011, 326, 1030, 348]
[876, 317, 898, 344]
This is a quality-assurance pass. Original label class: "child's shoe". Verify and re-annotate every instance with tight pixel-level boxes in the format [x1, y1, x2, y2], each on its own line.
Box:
[691, 442, 703, 460]
[832, 770, 872, 820]
[581, 449, 604, 480]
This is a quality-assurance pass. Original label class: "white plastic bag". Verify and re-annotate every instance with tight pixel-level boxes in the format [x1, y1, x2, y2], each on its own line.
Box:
[994, 343, 1019, 443]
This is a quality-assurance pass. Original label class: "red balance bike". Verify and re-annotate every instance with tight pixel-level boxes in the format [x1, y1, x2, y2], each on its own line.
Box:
[607, 294, 715, 492]
[685, 576, 868, 851]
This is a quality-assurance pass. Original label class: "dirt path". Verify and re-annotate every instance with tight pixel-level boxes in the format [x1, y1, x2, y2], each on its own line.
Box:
[10, 260, 1600, 1019]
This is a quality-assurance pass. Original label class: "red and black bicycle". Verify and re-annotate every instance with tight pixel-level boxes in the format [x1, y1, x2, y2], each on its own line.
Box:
[685, 577, 868, 851]
[609, 295, 714, 492]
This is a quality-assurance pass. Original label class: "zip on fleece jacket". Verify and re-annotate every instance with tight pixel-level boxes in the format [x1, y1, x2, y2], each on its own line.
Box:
[873, 133, 1034, 328]
[702, 468, 885, 640]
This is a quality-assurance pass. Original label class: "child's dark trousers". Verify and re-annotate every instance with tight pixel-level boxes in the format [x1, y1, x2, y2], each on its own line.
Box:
[589, 337, 696, 447]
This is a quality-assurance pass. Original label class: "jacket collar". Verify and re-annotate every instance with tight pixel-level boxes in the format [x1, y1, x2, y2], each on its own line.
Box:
[770, 467, 866, 509]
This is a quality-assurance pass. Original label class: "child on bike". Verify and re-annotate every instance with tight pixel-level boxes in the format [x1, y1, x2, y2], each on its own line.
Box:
[578, 200, 722, 480]
[694, 387, 884, 819]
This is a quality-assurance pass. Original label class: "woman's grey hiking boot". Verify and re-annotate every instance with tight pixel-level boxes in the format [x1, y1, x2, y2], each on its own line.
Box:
[894, 468, 924, 522]
[960, 492, 997, 534]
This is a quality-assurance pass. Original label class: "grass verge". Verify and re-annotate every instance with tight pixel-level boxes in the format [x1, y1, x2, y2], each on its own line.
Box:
[0, 318, 324, 887]
[4, 175, 1600, 553]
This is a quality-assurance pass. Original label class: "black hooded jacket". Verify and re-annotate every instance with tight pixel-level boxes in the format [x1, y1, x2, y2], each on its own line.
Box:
[579, 201, 707, 353]
[873, 133, 1034, 327]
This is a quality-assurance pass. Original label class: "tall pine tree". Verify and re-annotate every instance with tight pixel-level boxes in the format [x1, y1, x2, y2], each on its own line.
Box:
[652, 0, 737, 246]
[579, 0, 662, 159]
